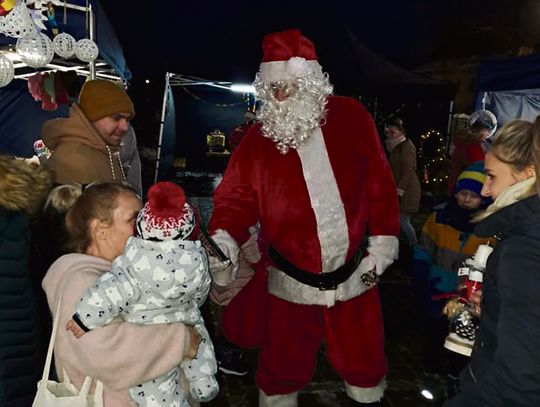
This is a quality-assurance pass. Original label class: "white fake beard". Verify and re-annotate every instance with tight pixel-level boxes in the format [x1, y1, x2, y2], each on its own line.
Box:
[253, 73, 333, 154]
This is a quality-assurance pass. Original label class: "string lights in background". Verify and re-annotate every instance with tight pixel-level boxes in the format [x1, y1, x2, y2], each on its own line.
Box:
[418, 129, 448, 188]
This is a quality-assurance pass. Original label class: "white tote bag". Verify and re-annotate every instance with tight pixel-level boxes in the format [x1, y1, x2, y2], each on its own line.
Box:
[32, 299, 104, 407]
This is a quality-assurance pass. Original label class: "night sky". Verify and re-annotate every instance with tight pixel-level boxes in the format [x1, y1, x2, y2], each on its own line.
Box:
[101, 0, 529, 82]
[98, 0, 536, 149]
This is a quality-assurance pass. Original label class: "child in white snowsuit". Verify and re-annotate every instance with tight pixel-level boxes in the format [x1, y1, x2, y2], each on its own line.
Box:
[67, 181, 218, 407]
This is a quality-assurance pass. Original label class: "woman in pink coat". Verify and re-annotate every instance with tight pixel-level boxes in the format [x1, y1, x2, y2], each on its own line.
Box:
[42, 183, 201, 406]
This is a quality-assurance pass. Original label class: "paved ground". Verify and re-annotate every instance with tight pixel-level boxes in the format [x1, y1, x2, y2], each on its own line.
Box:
[175, 174, 448, 407]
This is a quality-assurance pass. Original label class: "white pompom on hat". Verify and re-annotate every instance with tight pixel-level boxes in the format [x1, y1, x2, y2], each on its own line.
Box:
[136, 182, 197, 241]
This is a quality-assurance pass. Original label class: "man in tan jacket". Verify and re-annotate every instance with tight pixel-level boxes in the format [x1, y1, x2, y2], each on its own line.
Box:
[385, 117, 421, 273]
[43, 79, 135, 186]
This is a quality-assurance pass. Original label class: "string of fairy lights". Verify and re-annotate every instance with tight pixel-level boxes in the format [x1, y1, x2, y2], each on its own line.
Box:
[417, 129, 449, 185]
[179, 86, 258, 113]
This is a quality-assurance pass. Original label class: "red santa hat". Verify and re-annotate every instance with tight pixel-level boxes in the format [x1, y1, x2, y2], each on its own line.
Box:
[136, 182, 197, 241]
[259, 28, 323, 84]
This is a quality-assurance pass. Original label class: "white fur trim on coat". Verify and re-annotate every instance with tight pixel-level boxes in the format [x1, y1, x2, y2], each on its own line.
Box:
[259, 390, 298, 407]
[259, 58, 323, 84]
[367, 235, 399, 276]
[274, 127, 350, 307]
[267, 235, 398, 306]
[266, 127, 376, 307]
[267, 264, 374, 307]
[346, 378, 386, 403]
[297, 127, 350, 274]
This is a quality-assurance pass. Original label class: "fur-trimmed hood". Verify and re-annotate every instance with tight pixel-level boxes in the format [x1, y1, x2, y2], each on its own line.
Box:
[0, 155, 52, 214]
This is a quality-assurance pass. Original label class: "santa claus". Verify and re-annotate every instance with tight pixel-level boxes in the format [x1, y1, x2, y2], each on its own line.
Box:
[208, 29, 400, 406]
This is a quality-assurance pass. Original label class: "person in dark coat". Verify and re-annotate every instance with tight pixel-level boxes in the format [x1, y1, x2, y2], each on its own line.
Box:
[444, 116, 540, 406]
[0, 154, 52, 407]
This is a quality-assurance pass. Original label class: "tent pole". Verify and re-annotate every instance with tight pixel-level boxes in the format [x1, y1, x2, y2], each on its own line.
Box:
[445, 100, 454, 155]
[88, 2, 96, 79]
[154, 72, 170, 183]
[49, 0, 90, 12]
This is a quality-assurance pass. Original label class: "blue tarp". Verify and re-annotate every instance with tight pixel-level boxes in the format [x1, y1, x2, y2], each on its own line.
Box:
[0, 80, 68, 157]
[482, 89, 540, 127]
[476, 53, 540, 93]
[0, 0, 131, 80]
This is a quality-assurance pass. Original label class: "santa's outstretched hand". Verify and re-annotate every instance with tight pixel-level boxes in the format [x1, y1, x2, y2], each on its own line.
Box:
[208, 229, 240, 286]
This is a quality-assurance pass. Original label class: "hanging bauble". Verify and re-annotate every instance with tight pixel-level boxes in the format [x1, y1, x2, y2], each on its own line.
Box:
[0, 52, 14, 87]
[75, 39, 98, 62]
[16, 32, 54, 68]
[53, 32, 76, 58]
[0, 0, 37, 38]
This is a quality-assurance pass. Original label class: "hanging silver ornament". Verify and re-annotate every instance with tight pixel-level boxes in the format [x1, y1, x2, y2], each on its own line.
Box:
[75, 39, 99, 62]
[0, 53, 14, 88]
[53, 32, 76, 58]
[16, 32, 54, 68]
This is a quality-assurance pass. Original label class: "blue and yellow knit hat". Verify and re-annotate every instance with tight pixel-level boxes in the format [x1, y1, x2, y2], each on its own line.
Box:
[455, 161, 486, 196]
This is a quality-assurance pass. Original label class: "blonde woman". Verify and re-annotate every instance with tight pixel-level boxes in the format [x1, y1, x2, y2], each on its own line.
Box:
[42, 183, 201, 406]
[445, 117, 540, 406]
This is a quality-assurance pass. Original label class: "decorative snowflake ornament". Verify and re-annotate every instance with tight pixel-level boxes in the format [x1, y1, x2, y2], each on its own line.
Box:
[0, 52, 14, 87]
[53, 32, 76, 58]
[16, 32, 53, 68]
[75, 38, 98, 62]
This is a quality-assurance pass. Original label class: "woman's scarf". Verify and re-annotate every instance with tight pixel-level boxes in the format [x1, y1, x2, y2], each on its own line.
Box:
[385, 135, 406, 152]
[474, 177, 537, 222]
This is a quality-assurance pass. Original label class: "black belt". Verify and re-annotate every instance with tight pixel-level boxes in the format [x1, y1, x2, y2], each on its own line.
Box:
[268, 246, 363, 291]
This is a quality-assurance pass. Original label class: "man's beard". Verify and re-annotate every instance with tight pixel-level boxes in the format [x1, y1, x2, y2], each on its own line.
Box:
[253, 73, 333, 154]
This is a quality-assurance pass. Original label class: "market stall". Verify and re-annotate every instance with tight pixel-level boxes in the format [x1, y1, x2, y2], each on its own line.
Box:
[0, 0, 130, 156]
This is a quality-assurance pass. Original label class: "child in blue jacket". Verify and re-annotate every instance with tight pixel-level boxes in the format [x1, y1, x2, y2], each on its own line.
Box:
[412, 162, 491, 401]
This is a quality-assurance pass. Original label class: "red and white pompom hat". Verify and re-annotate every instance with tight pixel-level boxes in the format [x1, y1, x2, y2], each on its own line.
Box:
[136, 182, 198, 241]
[259, 28, 323, 84]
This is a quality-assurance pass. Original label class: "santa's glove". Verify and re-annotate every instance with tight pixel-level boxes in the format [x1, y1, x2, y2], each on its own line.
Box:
[209, 229, 240, 286]
[241, 226, 261, 264]
[356, 236, 399, 288]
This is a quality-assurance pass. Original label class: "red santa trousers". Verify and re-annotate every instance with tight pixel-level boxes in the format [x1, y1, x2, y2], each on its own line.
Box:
[255, 287, 387, 395]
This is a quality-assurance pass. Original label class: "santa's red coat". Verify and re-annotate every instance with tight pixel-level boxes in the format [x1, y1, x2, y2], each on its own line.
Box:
[210, 96, 399, 272]
[209, 96, 400, 396]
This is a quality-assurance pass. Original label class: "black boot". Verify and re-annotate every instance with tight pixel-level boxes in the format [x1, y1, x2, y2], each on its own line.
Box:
[445, 374, 461, 400]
